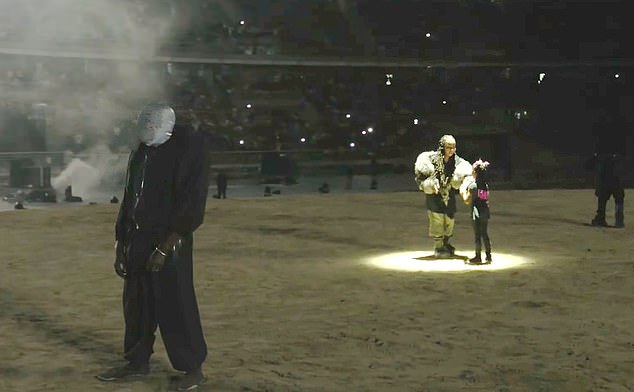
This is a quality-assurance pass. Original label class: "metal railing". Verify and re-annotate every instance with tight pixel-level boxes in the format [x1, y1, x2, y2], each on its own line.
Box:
[3, 40, 634, 68]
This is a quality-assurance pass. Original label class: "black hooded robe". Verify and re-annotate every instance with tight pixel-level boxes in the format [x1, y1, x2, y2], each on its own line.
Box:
[115, 125, 209, 371]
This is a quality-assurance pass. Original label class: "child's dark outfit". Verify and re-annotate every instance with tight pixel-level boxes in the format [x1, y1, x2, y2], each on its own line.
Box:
[468, 181, 492, 263]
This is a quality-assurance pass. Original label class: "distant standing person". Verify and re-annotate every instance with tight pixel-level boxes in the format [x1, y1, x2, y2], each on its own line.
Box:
[370, 157, 378, 190]
[65, 185, 73, 201]
[589, 152, 625, 228]
[344, 165, 353, 190]
[462, 159, 493, 264]
[588, 92, 627, 228]
[216, 172, 227, 199]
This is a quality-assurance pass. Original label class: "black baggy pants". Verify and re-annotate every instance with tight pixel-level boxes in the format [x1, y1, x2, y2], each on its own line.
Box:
[122, 234, 207, 371]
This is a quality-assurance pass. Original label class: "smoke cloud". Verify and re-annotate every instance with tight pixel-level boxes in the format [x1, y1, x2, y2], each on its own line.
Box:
[0, 0, 178, 197]
[51, 143, 128, 200]
[0, 0, 175, 143]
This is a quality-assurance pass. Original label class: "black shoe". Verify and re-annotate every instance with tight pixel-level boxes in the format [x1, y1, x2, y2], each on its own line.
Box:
[591, 217, 609, 227]
[170, 368, 207, 391]
[445, 244, 455, 255]
[434, 247, 451, 258]
[96, 363, 149, 382]
[443, 240, 455, 255]
[485, 252, 492, 263]
[468, 255, 482, 264]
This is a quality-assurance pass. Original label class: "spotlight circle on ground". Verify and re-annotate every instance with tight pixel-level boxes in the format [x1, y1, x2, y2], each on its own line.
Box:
[365, 251, 530, 273]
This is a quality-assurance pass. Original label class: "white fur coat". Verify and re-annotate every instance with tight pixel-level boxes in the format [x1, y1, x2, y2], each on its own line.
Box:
[414, 151, 474, 195]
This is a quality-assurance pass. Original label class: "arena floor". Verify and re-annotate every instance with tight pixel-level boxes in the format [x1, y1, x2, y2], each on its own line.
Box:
[0, 185, 632, 391]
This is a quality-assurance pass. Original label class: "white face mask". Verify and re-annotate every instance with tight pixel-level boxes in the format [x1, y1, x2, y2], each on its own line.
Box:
[137, 104, 176, 147]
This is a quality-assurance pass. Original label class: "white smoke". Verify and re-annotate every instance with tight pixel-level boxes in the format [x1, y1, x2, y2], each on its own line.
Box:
[1, 0, 175, 117]
[51, 158, 99, 199]
[0, 0, 177, 194]
[51, 144, 128, 200]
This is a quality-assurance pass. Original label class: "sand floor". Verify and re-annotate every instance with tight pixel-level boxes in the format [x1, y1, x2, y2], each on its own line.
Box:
[0, 189, 633, 392]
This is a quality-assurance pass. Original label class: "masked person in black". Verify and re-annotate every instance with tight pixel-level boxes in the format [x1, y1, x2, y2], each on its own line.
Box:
[97, 104, 210, 390]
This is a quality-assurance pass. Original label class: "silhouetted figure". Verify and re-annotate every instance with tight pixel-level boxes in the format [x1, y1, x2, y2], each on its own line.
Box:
[589, 94, 627, 228]
[370, 158, 378, 189]
[110, 196, 119, 204]
[264, 186, 272, 197]
[318, 182, 330, 194]
[14, 201, 25, 210]
[589, 153, 625, 228]
[216, 172, 227, 199]
[64, 184, 83, 202]
[345, 165, 353, 189]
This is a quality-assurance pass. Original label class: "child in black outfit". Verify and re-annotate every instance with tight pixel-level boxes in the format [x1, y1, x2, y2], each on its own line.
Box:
[462, 159, 492, 264]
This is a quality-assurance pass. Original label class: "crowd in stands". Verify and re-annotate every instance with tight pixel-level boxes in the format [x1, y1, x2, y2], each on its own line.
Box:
[0, 1, 632, 158]
[1, 50, 630, 159]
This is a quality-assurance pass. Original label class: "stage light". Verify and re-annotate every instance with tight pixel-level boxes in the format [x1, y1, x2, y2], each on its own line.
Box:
[349, 142, 356, 148]
[362, 130, 367, 135]
[365, 251, 531, 273]
[240, 20, 245, 25]
[367, 127, 373, 133]
[300, 137, 306, 143]
[246, 103, 252, 109]
[346, 113, 351, 119]
[414, 118, 419, 125]
[425, 32, 431, 38]
[538, 73, 546, 84]
[442, 100, 447, 105]
[239, 139, 245, 145]
[615, 73, 620, 79]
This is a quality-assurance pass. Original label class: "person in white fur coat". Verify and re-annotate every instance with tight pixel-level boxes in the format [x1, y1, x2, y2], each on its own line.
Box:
[414, 135, 474, 258]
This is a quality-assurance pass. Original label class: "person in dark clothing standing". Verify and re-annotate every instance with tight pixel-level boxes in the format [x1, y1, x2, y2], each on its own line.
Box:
[588, 92, 628, 228]
[97, 104, 210, 391]
[589, 152, 625, 228]
[216, 172, 227, 199]
[462, 159, 492, 264]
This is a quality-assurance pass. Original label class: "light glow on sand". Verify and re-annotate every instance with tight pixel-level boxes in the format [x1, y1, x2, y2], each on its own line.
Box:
[365, 251, 530, 272]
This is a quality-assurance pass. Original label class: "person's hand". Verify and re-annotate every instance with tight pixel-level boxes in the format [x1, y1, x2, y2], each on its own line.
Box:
[114, 241, 127, 279]
[462, 192, 471, 205]
[432, 178, 440, 194]
[145, 233, 183, 273]
[146, 247, 167, 272]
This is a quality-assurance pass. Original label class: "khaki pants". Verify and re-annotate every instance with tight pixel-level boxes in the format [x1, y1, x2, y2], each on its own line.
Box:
[427, 211, 455, 248]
